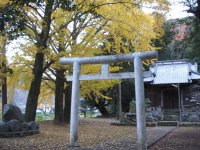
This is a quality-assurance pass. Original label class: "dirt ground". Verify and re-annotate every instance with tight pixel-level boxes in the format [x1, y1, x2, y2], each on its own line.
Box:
[0, 118, 199, 150]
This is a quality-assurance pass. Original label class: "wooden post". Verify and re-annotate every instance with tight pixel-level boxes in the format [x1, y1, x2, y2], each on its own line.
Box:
[117, 82, 122, 120]
[178, 84, 181, 121]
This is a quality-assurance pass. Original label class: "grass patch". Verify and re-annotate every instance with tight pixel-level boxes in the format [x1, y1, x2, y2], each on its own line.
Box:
[36, 113, 54, 121]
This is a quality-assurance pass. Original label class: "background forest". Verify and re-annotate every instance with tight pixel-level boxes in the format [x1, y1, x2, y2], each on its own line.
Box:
[0, 0, 200, 124]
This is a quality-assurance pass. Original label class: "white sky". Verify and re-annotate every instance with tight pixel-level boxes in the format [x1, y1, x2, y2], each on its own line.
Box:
[6, 38, 25, 63]
[167, 0, 191, 19]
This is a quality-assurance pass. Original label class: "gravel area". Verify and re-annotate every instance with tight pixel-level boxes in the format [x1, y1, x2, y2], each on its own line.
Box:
[0, 118, 177, 150]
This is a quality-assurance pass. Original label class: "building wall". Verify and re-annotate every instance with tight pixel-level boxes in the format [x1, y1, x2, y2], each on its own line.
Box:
[146, 84, 181, 109]
[145, 85, 162, 107]
[146, 83, 200, 111]
[146, 83, 200, 122]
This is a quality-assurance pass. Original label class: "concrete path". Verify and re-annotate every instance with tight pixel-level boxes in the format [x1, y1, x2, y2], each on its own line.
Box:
[149, 127, 200, 150]
[67, 127, 176, 150]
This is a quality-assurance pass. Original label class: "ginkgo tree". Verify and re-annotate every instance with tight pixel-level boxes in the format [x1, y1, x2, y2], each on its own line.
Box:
[7, 0, 170, 122]
[0, 0, 11, 8]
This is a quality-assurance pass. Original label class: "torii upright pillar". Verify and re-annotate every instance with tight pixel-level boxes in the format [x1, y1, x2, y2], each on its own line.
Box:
[134, 56, 147, 150]
[70, 61, 80, 146]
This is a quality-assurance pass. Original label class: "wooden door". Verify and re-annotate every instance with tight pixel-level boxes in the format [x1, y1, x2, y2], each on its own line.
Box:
[163, 90, 178, 109]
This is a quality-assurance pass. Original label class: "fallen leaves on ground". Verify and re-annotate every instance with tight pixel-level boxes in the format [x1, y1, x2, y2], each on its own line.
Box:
[0, 118, 136, 150]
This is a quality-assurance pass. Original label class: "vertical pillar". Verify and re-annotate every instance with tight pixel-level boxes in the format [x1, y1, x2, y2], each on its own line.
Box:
[70, 61, 80, 147]
[119, 82, 122, 121]
[117, 82, 122, 121]
[134, 56, 147, 150]
[161, 90, 164, 120]
[101, 64, 109, 78]
[161, 90, 164, 108]
[178, 84, 181, 121]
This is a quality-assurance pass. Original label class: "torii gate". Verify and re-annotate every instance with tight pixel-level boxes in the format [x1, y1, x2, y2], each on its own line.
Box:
[60, 50, 158, 150]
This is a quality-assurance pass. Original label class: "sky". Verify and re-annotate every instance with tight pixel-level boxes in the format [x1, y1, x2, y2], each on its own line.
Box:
[167, 0, 191, 19]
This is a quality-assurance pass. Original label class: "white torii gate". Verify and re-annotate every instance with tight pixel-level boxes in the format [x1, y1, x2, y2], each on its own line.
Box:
[60, 50, 158, 150]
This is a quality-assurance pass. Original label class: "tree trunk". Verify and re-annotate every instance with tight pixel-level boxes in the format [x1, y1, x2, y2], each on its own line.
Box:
[54, 69, 65, 124]
[2, 61, 7, 112]
[95, 99, 109, 116]
[24, 0, 53, 121]
[64, 81, 72, 123]
[187, 0, 200, 19]
[25, 53, 44, 121]
[96, 104, 109, 116]
[195, 0, 200, 19]
[0, 11, 7, 113]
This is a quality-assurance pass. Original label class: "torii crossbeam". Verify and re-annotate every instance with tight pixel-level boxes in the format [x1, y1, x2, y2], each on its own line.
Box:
[60, 50, 158, 150]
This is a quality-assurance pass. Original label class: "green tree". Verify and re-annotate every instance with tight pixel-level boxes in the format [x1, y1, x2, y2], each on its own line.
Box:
[184, 0, 200, 19]
[157, 18, 190, 60]
[184, 17, 200, 67]
[182, 1, 200, 66]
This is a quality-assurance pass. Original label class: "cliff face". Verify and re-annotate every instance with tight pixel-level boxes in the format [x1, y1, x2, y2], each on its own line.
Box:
[161, 19, 190, 60]
[169, 19, 189, 42]
[174, 24, 188, 41]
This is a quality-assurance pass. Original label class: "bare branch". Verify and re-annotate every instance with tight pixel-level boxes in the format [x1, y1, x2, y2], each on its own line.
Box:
[44, 81, 55, 91]
[43, 72, 56, 82]
[42, 60, 56, 73]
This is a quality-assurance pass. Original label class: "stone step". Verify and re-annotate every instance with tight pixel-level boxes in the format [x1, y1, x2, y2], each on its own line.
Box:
[157, 121, 179, 126]
[163, 110, 179, 115]
[163, 115, 179, 121]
